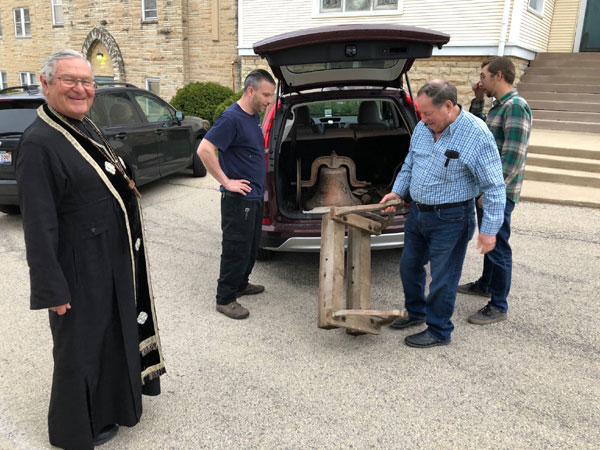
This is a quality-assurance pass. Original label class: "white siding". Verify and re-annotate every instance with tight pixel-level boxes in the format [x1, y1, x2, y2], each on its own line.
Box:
[240, 0, 506, 49]
[519, 0, 556, 51]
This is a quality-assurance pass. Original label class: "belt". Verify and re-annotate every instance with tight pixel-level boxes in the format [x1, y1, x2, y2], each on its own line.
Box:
[414, 200, 471, 212]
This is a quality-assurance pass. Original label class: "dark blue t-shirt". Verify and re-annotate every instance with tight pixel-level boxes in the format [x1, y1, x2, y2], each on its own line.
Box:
[204, 102, 265, 200]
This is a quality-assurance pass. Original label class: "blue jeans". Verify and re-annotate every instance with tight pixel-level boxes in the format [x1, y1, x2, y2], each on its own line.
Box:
[474, 198, 515, 313]
[400, 200, 475, 341]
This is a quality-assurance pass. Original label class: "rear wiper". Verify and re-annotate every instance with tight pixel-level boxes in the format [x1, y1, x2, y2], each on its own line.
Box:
[0, 132, 24, 137]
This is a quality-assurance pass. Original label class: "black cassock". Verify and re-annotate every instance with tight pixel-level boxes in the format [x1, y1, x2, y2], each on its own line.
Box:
[16, 105, 165, 450]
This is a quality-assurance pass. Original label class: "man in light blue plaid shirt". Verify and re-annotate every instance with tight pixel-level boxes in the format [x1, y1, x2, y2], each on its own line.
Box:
[380, 80, 505, 348]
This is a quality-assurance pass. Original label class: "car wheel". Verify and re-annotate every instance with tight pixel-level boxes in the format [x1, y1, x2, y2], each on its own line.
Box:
[0, 205, 21, 215]
[256, 248, 273, 261]
[192, 139, 207, 177]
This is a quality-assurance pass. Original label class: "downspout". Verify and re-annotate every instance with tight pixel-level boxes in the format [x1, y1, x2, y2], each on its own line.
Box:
[498, 0, 512, 55]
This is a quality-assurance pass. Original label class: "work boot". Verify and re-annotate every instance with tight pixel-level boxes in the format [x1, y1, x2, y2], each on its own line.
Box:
[216, 301, 249, 319]
[236, 283, 265, 298]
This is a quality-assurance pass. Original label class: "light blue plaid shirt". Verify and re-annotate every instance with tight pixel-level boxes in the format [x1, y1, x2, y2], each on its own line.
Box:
[393, 108, 506, 235]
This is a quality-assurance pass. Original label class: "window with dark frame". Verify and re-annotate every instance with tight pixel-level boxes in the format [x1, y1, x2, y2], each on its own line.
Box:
[143, 0, 158, 21]
[14, 8, 31, 37]
[1, 72, 8, 90]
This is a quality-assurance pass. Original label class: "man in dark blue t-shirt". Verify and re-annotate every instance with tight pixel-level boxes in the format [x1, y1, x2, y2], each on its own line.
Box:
[197, 69, 276, 319]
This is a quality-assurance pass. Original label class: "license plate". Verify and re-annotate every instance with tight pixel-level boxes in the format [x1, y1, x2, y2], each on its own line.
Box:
[0, 151, 12, 165]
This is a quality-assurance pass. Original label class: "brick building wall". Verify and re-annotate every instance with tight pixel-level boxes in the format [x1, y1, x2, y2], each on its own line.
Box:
[0, 0, 238, 100]
[184, 0, 239, 92]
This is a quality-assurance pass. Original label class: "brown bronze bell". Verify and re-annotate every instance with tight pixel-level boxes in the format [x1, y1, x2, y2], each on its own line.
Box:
[305, 165, 361, 210]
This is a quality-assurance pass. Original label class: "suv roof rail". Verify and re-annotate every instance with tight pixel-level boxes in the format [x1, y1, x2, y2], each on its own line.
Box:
[95, 82, 138, 88]
[0, 85, 41, 95]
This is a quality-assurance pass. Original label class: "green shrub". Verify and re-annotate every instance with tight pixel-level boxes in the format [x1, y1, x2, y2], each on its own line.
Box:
[212, 91, 243, 123]
[170, 82, 233, 125]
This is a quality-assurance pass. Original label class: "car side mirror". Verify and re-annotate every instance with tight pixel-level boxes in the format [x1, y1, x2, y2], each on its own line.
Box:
[175, 111, 184, 122]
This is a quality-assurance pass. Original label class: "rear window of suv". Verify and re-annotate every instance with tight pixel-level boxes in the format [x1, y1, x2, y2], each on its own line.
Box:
[308, 100, 361, 117]
[0, 101, 40, 133]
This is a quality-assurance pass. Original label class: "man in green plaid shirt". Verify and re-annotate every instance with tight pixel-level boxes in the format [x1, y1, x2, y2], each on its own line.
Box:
[458, 56, 532, 325]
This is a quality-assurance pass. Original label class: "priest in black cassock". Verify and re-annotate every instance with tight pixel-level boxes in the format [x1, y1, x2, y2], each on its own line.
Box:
[16, 49, 165, 450]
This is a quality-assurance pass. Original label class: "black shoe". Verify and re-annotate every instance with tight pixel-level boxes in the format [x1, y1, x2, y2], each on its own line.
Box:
[389, 316, 425, 330]
[405, 330, 450, 348]
[94, 424, 118, 447]
[236, 283, 265, 298]
[457, 281, 491, 298]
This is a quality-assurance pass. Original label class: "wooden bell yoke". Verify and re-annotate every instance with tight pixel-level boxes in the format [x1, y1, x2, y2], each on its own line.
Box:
[318, 200, 408, 335]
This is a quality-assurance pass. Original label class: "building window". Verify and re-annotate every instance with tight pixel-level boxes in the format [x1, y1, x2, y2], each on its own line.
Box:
[1, 72, 8, 90]
[319, 0, 399, 14]
[528, 0, 544, 15]
[145, 78, 160, 95]
[142, 0, 158, 21]
[20, 72, 36, 86]
[52, 0, 64, 25]
[14, 8, 31, 37]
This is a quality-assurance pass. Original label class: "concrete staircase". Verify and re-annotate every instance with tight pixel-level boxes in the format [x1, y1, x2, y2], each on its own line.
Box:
[515, 53, 600, 208]
[518, 52, 600, 133]
[520, 129, 600, 208]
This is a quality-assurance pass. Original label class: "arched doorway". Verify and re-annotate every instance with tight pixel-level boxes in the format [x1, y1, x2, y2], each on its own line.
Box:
[81, 27, 126, 81]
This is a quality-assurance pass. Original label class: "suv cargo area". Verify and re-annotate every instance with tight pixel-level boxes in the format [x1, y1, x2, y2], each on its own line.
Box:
[273, 95, 413, 220]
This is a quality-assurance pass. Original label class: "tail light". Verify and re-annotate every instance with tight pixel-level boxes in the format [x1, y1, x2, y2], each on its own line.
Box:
[262, 100, 280, 170]
[404, 92, 421, 119]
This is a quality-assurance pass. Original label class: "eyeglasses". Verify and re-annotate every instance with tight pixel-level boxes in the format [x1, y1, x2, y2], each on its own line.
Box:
[56, 76, 96, 89]
[480, 72, 497, 81]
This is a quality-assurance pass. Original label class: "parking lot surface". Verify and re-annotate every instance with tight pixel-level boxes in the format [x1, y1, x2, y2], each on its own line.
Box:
[1, 172, 599, 449]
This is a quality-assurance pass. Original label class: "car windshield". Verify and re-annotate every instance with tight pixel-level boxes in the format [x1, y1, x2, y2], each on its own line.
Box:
[0, 104, 40, 133]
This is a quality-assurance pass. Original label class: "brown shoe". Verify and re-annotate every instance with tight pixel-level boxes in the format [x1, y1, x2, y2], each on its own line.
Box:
[236, 283, 265, 298]
[216, 301, 249, 319]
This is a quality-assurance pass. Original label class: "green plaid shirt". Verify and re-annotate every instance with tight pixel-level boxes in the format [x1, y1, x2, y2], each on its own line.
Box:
[470, 89, 532, 203]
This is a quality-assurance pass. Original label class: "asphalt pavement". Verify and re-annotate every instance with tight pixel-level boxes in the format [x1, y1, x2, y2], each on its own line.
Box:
[1, 171, 599, 449]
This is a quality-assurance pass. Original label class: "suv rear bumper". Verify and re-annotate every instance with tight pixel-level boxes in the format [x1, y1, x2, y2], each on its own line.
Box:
[0, 180, 18, 205]
[261, 231, 404, 252]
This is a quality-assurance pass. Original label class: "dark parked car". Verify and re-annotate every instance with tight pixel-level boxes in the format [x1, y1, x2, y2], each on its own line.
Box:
[0, 83, 209, 214]
[253, 24, 450, 259]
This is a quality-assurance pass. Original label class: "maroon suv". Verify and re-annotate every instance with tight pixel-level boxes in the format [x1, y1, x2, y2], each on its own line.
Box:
[253, 24, 450, 259]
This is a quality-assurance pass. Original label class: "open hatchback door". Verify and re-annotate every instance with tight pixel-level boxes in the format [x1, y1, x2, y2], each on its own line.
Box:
[253, 24, 450, 93]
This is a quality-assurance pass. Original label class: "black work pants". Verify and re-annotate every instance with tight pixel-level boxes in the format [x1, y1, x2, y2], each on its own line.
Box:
[216, 192, 263, 305]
